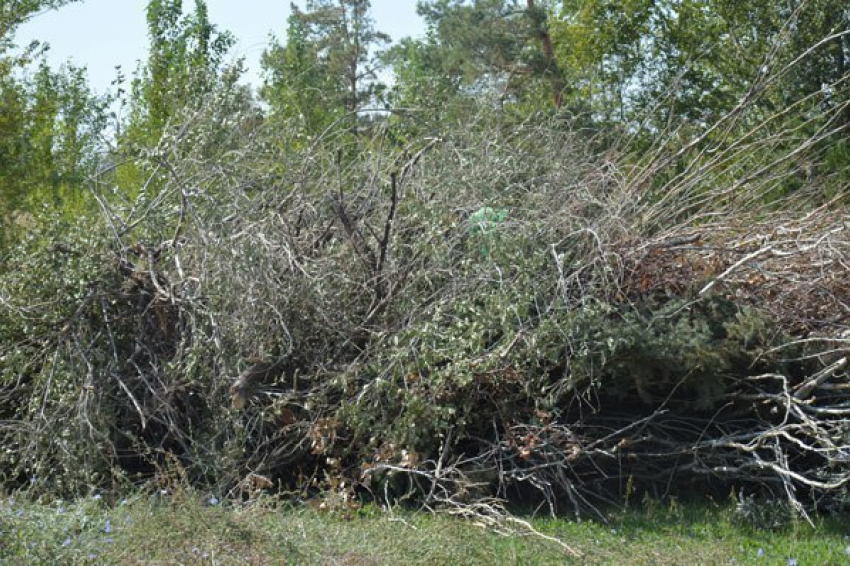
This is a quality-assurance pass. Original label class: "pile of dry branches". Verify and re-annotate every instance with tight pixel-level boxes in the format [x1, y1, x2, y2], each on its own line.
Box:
[1, 82, 847, 525]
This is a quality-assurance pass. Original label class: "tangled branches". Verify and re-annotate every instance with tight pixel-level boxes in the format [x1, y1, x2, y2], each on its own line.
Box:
[0, 75, 847, 525]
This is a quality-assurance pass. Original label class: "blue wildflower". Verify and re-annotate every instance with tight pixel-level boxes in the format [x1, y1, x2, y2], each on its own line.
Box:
[62, 537, 71, 547]
[787, 559, 797, 566]
[104, 519, 112, 533]
[208, 496, 219, 506]
[757, 548, 764, 557]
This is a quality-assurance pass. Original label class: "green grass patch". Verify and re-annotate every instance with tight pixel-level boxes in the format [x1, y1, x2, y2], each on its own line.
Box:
[1, 493, 847, 565]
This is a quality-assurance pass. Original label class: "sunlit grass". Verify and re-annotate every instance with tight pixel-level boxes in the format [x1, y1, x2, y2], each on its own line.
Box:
[1, 491, 847, 565]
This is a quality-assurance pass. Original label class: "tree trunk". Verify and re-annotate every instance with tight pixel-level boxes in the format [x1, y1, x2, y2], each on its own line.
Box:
[527, 0, 565, 109]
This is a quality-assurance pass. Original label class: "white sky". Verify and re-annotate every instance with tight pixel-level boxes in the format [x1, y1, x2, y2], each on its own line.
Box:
[16, 0, 426, 94]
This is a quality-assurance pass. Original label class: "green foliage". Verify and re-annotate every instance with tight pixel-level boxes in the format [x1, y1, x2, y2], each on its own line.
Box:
[261, 0, 390, 136]
[343, 284, 785, 464]
[557, 298, 783, 410]
[383, 35, 461, 113]
[124, 0, 236, 147]
[401, 0, 561, 111]
[552, 0, 849, 141]
[0, 2, 106, 248]
[0, 1, 82, 45]
[108, 0, 253, 216]
[260, 10, 341, 137]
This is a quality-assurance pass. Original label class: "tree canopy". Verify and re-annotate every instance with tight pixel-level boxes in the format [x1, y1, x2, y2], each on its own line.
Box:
[261, 0, 390, 136]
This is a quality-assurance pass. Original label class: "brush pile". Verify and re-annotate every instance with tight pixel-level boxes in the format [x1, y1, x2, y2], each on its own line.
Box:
[1, 96, 847, 520]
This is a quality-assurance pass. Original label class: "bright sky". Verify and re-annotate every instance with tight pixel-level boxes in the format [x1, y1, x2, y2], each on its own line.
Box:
[16, 0, 426, 94]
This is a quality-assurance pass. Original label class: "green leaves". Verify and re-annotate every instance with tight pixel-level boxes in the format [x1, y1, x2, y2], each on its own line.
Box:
[552, 0, 849, 138]
[261, 0, 390, 136]
[0, 27, 105, 248]
[0, 1, 81, 48]
[401, 0, 559, 110]
[127, 0, 236, 146]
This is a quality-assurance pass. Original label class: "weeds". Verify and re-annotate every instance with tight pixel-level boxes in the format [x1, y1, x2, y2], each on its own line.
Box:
[1, 492, 847, 565]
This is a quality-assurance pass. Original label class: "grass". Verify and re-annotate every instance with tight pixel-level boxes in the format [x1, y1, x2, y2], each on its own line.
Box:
[1, 490, 848, 565]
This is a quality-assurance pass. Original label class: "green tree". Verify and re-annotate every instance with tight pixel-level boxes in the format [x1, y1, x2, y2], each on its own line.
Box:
[125, 0, 235, 146]
[113, 0, 243, 203]
[552, 0, 849, 135]
[0, 0, 81, 46]
[383, 34, 462, 118]
[1, 0, 105, 248]
[260, 4, 341, 135]
[18, 62, 106, 205]
[548, 0, 848, 202]
[403, 0, 565, 110]
[261, 0, 390, 134]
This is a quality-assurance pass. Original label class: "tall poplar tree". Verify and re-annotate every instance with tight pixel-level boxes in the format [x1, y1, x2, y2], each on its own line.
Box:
[125, 0, 235, 147]
[1, 0, 105, 248]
